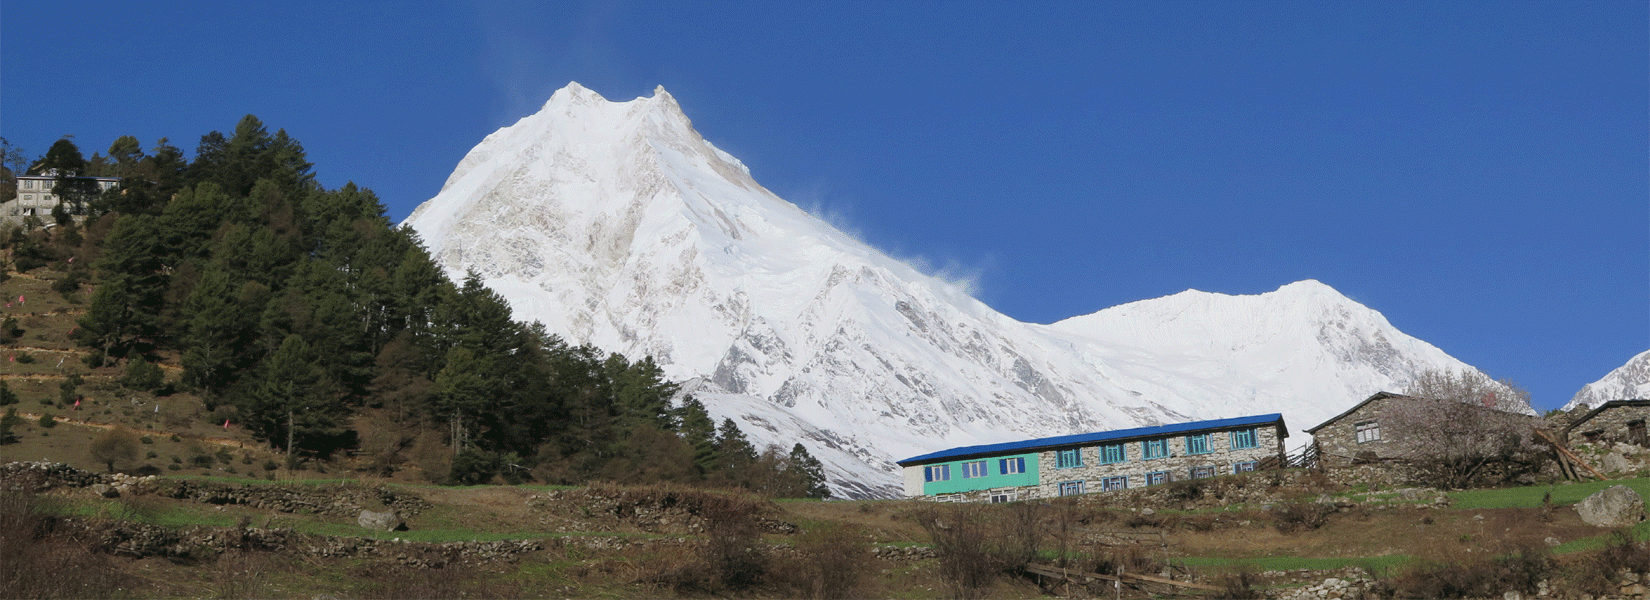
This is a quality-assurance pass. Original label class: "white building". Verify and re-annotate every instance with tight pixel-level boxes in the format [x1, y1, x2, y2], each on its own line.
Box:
[12, 169, 120, 216]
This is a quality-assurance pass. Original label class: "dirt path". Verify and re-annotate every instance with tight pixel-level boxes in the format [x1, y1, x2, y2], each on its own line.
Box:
[14, 411, 252, 450]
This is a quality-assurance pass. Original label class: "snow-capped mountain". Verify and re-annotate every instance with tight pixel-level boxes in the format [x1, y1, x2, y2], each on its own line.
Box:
[405, 83, 1496, 498]
[1564, 350, 1650, 411]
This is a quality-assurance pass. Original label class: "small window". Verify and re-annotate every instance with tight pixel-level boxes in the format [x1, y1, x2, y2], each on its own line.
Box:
[1185, 433, 1211, 455]
[1190, 466, 1217, 479]
[1233, 461, 1258, 473]
[1101, 476, 1128, 491]
[960, 461, 987, 478]
[1142, 438, 1168, 459]
[1057, 448, 1083, 468]
[990, 493, 1012, 504]
[999, 457, 1025, 475]
[924, 464, 950, 482]
[1354, 420, 1381, 444]
[1231, 428, 1258, 449]
[1146, 471, 1169, 486]
[1058, 480, 1085, 496]
[1098, 443, 1125, 464]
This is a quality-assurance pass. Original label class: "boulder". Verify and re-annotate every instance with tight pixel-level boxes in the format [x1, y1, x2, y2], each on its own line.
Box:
[1601, 452, 1632, 474]
[1576, 485, 1646, 528]
[90, 483, 120, 498]
[357, 509, 403, 532]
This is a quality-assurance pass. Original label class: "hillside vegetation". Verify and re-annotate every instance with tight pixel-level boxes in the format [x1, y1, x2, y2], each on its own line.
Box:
[1, 122, 823, 498]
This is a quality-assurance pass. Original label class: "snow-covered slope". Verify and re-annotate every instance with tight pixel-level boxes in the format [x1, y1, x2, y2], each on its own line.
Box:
[405, 83, 1496, 498]
[1564, 350, 1650, 411]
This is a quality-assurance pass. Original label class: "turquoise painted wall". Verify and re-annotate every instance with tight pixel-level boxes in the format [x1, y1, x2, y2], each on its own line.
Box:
[922, 453, 1040, 495]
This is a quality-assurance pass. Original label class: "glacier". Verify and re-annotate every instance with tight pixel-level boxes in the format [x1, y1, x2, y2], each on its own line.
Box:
[405, 83, 1495, 498]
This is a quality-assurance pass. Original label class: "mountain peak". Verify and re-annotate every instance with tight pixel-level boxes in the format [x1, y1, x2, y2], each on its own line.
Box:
[406, 84, 1495, 498]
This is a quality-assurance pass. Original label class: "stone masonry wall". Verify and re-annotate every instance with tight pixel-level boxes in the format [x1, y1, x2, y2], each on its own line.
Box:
[1312, 396, 1402, 467]
[1032, 425, 1284, 498]
[1570, 404, 1650, 445]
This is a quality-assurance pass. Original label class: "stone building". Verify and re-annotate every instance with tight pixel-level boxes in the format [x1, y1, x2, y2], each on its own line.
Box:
[1565, 399, 1650, 446]
[10, 169, 120, 216]
[1306, 391, 1538, 466]
[896, 414, 1287, 502]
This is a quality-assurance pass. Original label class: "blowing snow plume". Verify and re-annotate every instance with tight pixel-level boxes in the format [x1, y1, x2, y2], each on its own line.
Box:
[405, 83, 1496, 498]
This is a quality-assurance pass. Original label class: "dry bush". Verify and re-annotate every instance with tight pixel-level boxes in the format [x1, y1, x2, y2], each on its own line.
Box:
[211, 550, 280, 600]
[701, 494, 768, 590]
[1085, 545, 1162, 579]
[1271, 500, 1334, 533]
[775, 522, 873, 599]
[0, 490, 127, 599]
[357, 562, 523, 599]
[635, 489, 773, 593]
[1390, 543, 1552, 598]
[915, 504, 1002, 600]
[1558, 529, 1650, 595]
[1213, 565, 1264, 599]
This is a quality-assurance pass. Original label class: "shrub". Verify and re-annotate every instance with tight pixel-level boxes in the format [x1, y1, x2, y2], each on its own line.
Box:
[1271, 500, 1333, 533]
[120, 357, 164, 391]
[780, 523, 871, 599]
[915, 504, 1001, 600]
[0, 490, 128, 597]
[167, 464, 180, 471]
[90, 425, 140, 472]
[14, 352, 34, 364]
[1561, 529, 1650, 594]
[1391, 543, 1552, 598]
[37, 413, 55, 428]
[50, 270, 85, 295]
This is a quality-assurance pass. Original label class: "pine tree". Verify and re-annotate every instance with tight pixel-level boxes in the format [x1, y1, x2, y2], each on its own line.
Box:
[789, 443, 830, 499]
[713, 418, 758, 486]
[675, 396, 718, 474]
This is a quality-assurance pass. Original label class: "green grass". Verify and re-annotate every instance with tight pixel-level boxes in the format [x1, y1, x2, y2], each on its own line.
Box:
[1448, 476, 1650, 510]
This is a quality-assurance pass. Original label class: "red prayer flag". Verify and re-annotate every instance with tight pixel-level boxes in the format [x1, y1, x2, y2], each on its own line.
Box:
[223, 419, 231, 428]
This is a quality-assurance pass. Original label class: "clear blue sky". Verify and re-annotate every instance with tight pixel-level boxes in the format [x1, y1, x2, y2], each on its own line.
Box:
[3, 1, 1645, 411]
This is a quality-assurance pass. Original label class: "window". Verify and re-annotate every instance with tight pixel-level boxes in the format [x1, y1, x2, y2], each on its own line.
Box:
[1142, 438, 1168, 459]
[990, 493, 1012, 504]
[960, 461, 987, 478]
[1354, 420, 1381, 444]
[1190, 466, 1216, 479]
[1099, 443, 1125, 464]
[1230, 428, 1258, 449]
[924, 464, 950, 482]
[1146, 471, 1169, 486]
[999, 457, 1025, 475]
[1233, 461, 1258, 473]
[1101, 476, 1128, 491]
[1057, 448, 1083, 468]
[1185, 433, 1211, 455]
[1058, 480, 1085, 496]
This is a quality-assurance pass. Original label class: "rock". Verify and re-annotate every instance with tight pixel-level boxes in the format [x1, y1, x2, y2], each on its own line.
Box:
[1140, 508, 1155, 516]
[91, 483, 120, 498]
[357, 509, 403, 532]
[1504, 591, 1522, 600]
[1576, 486, 1646, 528]
[1602, 452, 1633, 474]
[1544, 536, 1561, 547]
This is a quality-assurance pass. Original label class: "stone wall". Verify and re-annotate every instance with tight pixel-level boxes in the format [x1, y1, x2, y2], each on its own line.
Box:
[1031, 425, 1283, 498]
[1569, 403, 1650, 446]
[1311, 396, 1403, 466]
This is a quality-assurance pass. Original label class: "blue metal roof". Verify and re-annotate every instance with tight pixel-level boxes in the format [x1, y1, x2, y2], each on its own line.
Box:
[896, 413, 1287, 466]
